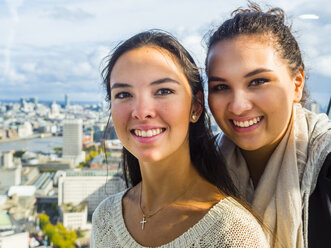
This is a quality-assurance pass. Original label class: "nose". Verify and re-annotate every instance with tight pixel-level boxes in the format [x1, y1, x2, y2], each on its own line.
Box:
[131, 96, 156, 120]
[228, 90, 253, 115]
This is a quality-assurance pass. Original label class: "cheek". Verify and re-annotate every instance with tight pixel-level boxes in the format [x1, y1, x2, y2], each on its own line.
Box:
[208, 95, 226, 120]
[258, 87, 293, 131]
[160, 99, 191, 128]
[111, 104, 131, 136]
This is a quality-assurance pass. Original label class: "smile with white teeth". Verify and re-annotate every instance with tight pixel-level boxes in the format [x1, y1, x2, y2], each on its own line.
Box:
[133, 128, 164, 138]
[232, 117, 262, 128]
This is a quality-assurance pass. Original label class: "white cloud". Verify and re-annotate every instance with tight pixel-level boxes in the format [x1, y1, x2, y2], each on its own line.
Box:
[312, 55, 331, 77]
[3, 68, 25, 82]
[181, 34, 206, 67]
[89, 46, 111, 70]
[45, 6, 94, 22]
[72, 62, 92, 77]
[21, 63, 36, 73]
[299, 14, 319, 20]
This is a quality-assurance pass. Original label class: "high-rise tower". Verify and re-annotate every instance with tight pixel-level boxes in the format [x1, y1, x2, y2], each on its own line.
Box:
[62, 119, 84, 166]
[65, 94, 70, 108]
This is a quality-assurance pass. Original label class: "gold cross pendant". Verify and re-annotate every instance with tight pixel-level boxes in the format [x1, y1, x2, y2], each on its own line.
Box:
[140, 216, 147, 230]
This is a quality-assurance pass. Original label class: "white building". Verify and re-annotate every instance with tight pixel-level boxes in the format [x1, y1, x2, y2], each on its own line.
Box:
[0, 152, 13, 169]
[58, 169, 125, 215]
[17, 122, 33, 138]
[62, 119, 85, 166]
[0, 167, 21, 193]
[59, 202, 87, 230]
[0, 152, 21, 192]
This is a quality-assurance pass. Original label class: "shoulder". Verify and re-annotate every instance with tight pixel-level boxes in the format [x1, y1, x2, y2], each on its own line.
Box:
[91, 189, 127, 235]
[92, 190, 126, 221]
[90, 190, 127, 248]
[203, 197, 269, 247]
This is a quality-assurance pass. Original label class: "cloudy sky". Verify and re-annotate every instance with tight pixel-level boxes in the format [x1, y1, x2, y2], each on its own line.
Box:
[0, 0, 330, 109]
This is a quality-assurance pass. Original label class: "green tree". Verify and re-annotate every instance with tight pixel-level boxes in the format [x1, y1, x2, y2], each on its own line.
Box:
[54, 147, 62, 153]
[39, 214, 77, 248]
[39, 213, 50, 230]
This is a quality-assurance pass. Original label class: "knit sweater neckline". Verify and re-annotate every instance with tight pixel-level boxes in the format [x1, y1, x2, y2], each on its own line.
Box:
[112, 190, 232, 248]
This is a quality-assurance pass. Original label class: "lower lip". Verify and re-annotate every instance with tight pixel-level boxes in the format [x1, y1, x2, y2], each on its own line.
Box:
[230, 117, 263, 133]
[131, 130, 165, 144]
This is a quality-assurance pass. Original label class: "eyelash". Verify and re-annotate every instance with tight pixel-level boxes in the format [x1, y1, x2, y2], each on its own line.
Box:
[210, 84, 229, 92]
[155, 88, 174, 95]
[210, 78, 270, 92]
[114, 88, 174, 99]
[249, 78, 269, 86]
[114, 92, 132, 99]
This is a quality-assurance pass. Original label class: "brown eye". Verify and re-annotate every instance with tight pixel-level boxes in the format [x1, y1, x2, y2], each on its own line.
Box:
[211, 84, 229, 92]
[115, 92, 132, 99]
[249, 78, 269, 86]
[156, 88, 174, 95]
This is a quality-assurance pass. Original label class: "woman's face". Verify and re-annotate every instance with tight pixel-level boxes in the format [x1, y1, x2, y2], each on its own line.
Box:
[207, 35, 304, 151]
[110, 46, 196, 163]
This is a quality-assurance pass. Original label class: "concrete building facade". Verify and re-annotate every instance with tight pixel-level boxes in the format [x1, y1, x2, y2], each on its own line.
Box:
[58, 169, 125, 215]
[62, 119, 85, 166]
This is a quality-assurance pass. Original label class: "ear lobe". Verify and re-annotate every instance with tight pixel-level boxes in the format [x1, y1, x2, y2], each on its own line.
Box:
[191, 91, 204, 123]
[293, 67, 305, 103]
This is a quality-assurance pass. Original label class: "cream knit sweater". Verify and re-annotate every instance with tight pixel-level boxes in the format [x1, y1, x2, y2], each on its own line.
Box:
[90, 190, 269, 248]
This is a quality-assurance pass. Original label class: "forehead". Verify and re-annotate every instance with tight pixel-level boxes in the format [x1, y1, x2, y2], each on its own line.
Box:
[207, 35, 286, 74]
[110, 46, 186, 83]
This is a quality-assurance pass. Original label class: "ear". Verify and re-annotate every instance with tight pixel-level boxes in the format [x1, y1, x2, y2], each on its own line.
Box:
[293, 67, 305, 103]
[190, 91, 204, 123]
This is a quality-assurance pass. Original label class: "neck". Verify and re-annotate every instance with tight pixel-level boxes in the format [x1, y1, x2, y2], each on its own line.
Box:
[139, 149, 200, 212]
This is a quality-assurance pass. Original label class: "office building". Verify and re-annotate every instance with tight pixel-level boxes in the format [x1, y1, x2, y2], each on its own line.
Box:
[59, 202, 87, 230]
[65, 94, 70, 108]
[62, 119, 85, 166]
[58, 169, 125, 215]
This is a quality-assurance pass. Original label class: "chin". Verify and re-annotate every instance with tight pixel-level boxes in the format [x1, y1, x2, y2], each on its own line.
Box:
[232, 138, 264, 151]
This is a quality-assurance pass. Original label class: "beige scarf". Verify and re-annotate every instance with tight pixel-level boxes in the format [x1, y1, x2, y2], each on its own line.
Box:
[217, 104, 331, 248]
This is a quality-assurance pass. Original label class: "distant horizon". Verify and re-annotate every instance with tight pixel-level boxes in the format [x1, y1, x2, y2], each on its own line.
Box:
[0, 98, 104, 105]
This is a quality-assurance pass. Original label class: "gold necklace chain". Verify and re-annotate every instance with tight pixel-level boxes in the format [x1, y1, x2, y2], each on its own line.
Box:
[138, 181, 195, 230]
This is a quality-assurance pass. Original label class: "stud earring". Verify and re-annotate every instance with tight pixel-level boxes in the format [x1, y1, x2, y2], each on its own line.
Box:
[192, 114, 197, 121]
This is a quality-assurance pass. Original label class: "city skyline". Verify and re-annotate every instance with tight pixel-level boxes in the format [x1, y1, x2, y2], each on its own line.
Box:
[0, 0, 330, 108]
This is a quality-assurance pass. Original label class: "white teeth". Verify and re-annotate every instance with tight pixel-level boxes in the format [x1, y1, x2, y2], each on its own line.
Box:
[146, 130, 153, 137]
[133, 128, 163, 137]
[233, 117, 261, 128]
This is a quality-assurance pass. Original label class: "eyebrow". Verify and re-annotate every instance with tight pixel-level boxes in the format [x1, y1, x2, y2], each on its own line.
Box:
[244, 68, 272, 78]
[111, 83, 132, 90]
[208, 68, 273, 83]
[150, 78, 180, 86]
[111, 77, 180, 90]
[208, 76, 226, 83]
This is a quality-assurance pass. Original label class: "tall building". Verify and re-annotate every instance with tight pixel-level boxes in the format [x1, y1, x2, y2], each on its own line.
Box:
[65, 94, 70, 108]
[63, 119, 82, 156]
[62, 119, 84, 166]
[0, 152, 21, 193]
